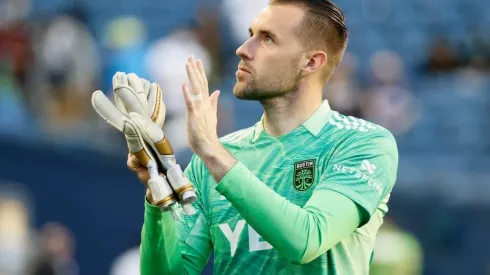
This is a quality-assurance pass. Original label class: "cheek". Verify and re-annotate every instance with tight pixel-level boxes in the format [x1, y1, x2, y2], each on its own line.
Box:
[254, 48, 302, 82]
[267, 60, 299, 80]
[258, 56, 292, 77]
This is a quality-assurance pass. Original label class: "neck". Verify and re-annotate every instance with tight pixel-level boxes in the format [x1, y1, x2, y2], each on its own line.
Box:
[260, 81, 323, 137]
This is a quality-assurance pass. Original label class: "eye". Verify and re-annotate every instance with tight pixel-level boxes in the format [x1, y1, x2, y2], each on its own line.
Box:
[264, 35, 273, 44]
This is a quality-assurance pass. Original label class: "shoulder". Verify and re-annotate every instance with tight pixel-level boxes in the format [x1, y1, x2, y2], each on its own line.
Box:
[325, 111, 397, 154]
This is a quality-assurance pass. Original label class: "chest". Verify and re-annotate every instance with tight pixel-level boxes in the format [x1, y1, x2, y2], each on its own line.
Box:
[201, 142, 331, 238]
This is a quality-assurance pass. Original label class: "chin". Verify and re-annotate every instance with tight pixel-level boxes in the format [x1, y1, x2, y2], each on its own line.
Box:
[233, 83, 258, 100]
[232, 82, 247, 99]
[233, 87, 264, 101]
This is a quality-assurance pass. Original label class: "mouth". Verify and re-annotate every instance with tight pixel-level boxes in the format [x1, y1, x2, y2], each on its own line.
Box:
[238, 66, 251, 74]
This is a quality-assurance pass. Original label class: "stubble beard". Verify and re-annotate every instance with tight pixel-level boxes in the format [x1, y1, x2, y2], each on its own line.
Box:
[233, 65, 302, 102]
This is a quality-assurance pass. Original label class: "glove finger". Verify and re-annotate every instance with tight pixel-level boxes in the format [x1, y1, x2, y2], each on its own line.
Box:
[123, 118, 153, 167]
[140, 78, 151, 94]
[114, 93, 129, 115]
[91, 90, 126, 132]
[113, 72, 131, 113]
[127, 73, 149, 110]
[147, 82, 166, 127]
[112, 71, 128, 88]
[141, 78, 155, 118]
[113, 72, 147, 117]
[139, 77, 165, 127]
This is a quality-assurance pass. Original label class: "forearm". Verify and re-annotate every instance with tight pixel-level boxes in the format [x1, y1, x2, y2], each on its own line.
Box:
[140, 200, 183, 275]
[200, 144, 237, 182]
[215, 162, 361, 264]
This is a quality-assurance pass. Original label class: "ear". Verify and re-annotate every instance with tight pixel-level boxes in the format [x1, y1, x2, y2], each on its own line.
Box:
[302, 51, 328, 75]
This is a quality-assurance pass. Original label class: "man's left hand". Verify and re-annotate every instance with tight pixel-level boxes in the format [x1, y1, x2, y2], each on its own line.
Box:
[182, 56, 222, 158]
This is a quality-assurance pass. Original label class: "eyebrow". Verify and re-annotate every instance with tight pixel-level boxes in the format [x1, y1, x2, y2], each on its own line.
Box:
[248, 27, 279, 40]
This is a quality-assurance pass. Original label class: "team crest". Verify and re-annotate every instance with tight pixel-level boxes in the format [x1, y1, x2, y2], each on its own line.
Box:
[293, 159, 316, 191]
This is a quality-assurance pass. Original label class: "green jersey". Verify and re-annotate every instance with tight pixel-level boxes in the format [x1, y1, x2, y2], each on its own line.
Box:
[140, 100, 399, 275]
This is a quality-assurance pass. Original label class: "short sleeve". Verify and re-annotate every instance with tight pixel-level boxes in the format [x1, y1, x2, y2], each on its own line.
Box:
[316, 130, 398, 221]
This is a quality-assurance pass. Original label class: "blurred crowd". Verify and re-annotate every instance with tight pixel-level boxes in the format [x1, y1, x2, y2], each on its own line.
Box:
[1, 0, 490, 154]
[1, 0, 490, 274]
[0, 184, 78, 275]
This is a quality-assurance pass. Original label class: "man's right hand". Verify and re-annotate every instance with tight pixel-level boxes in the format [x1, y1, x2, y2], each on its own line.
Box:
[127, 153, 158, 204]
[127, 153, 150, 185]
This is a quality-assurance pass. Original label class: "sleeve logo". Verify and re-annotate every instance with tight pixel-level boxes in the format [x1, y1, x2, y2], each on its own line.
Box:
[293, 159, 316, 191]
[360, 160, 377, 175]
[333, 160, 383, 196]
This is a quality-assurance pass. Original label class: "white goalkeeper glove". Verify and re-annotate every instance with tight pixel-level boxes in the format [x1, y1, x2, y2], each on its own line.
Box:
[112, 73, 198, 210]
[91, 72, 197, 217]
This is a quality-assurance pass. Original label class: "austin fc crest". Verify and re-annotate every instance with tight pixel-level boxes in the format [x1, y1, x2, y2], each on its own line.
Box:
[293, 159, 316, 191]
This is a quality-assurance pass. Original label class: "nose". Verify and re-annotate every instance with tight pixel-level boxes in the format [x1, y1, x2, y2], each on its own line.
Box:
[236, 39, 253, 60]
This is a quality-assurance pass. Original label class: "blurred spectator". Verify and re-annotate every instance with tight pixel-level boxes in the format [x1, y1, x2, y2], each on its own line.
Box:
[323, 52, 362, 117]
[0, 0, 31, 29]
[0, 183, 34, 275]
[0, 0, 33, 133]
[109, 234, 141, 275]
[109, 246, 139, 275]
[27, 4, 100, 141]
[31, 223, 79, 275]
[370, 217, 423, 275]
[361, 50, 419, 135]
[421, 37, 464, 73]
[145, 24, 213, 152]
[0, 17, 32, 90]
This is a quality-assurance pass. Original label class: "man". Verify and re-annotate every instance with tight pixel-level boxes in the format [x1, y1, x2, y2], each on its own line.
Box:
[130, 0, 398, 274]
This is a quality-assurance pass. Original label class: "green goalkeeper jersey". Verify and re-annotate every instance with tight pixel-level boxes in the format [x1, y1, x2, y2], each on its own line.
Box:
[140, 100, 399, 275]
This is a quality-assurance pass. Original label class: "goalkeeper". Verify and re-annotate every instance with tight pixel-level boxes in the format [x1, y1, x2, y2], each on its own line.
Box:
[125, 1, 397, 274]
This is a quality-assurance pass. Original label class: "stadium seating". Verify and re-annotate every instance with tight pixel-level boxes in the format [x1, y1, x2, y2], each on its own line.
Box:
[26, 0, 490, 152]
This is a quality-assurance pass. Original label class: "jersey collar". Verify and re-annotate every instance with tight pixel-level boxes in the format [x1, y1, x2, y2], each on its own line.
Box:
[252, 100, 333, 142]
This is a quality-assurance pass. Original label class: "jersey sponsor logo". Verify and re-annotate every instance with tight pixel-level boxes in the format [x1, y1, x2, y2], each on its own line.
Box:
[360, 160, 377, 174]
[293, 159, 316, 191]
[333, 160, 383, 196]
[219, 220, 273, 257]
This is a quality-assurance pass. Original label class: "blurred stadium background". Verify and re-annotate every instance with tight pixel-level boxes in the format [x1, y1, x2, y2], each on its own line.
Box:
[1, 0, 490, 274]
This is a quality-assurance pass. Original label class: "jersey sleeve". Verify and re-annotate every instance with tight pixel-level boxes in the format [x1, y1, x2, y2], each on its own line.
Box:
[179, 154, 213, 271]
[140, 154, 212, 275]
[316, 129, 398, 221]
